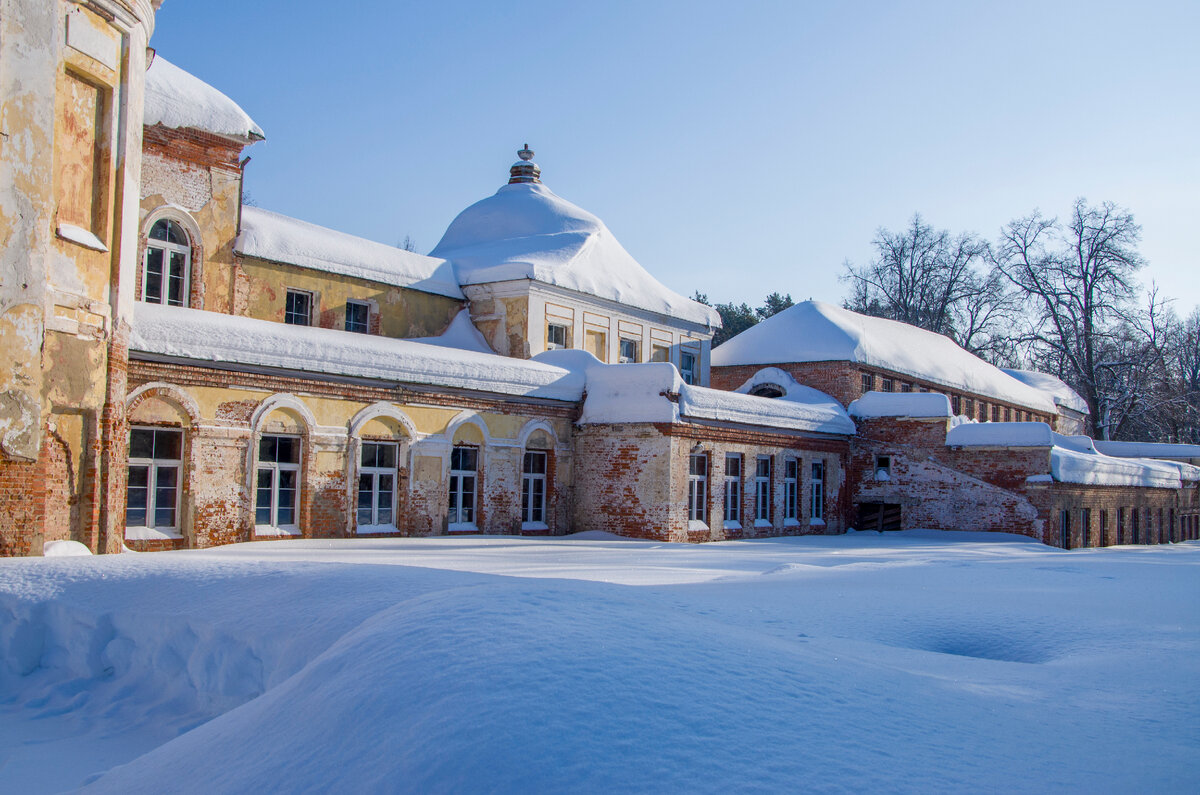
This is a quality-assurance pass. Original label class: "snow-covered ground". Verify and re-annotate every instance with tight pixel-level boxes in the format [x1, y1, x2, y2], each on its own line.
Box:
[1, 531, 1197, 792]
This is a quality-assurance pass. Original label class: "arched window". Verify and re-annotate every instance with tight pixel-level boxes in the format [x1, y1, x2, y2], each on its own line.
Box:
[749, 383, 785, 399]
[143, 218, 191, 306]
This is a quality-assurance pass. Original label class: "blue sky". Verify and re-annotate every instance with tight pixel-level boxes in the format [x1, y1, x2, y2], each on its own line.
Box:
[150, 0, 1199, 315]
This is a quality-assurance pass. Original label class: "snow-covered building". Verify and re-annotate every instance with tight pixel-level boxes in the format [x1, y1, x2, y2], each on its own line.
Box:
[0, 18, 1196, 556]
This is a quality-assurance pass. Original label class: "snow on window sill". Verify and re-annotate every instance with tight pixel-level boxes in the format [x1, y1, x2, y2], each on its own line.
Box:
[57, 223, 108, 252]
[1026, 474, 1053, 483]
[124, 526, 183, 541]
[356, 524, 398, 535]
[783, 518, 801, 527]
[754, 519, 771, 528]
[688, 520, 709, 532]
[448, 522, 479, 533]
[723, 520, 742, 531]
[255, 525, 300, 537]
[521, 521, 549, 531]
[809, 518, 826, 527]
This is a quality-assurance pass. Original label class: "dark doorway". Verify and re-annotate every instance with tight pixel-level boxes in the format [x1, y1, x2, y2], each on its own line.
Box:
[857, 502, 902, 532]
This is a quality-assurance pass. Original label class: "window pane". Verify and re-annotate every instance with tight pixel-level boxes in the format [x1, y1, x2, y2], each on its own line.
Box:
[255, 468, 273, 525]
[277, 437, 299, 464]
[167, 251, 187, 307]
[153, 429, 182, 460]
[377, 474, 394, 525]
[523, 451, 546, 475]
[276, 469, 297, 525]
[150, 219, 170, 241]
[144, 248, 164, 302]
[130, 429, 155, 459]
[377, 444, 397, 469]
[165, 219, 187, 245]
[360, 443, 378, 469]
[725, 454, 740, 477]
[126, 466, 149, 526]
[259, 436, 276, 462]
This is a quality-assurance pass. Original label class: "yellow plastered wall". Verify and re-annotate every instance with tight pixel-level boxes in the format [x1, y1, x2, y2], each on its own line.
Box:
[239, 257, 462, 339]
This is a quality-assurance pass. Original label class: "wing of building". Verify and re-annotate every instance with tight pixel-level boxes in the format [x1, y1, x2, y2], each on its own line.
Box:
[1, 11, 1195, 556]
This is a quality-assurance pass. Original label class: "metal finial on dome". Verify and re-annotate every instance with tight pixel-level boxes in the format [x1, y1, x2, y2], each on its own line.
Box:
[509, 143, 541, 184]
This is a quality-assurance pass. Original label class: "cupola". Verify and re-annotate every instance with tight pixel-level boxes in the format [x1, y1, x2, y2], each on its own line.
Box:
[508, 143, 541, 184]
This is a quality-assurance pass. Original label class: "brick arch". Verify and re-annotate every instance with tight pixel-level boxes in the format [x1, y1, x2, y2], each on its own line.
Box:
[126, 382, 201, 427]
[246, 394, 318, 539]
[346, 403, 419, 537]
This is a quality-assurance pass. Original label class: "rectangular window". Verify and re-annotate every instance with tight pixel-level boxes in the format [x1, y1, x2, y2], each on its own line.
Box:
[900, 382, 913, 393]
[875, 455, 891, 480]
[978, 402, 988, 422]
[345, 300, 370, 334]
[783, 458, 799, 523]
[521, 451, 548, 527]
[687, 453, 708, 524]
[951, 395, 961, 415]
[619, 338, 639, 363]
[357, 441, 397, 531]
[963, 398, 974, 416]
[546, 323, 568, 349]
[256, 435, 300, 531]
[810, 460, 825, 522]
[1098, 510, 1108, 547]
[448, 446, 479, 529]
[650, 344, 670, 363]
[861, 373, 873, 393]
[1004, 407, 1012, 422]
[1082, 508, 1091, 547]
[1117, 507, 1126, 545]
[126, 427, 183, 535]
[585, 329, 607, 362]
[1132, 508, 1140, 544]
[881, 378, 894, 392]
[992, 405, 1001, 423]
[680, 351, 698, 385]
[723, 454, 742, 526]
[1060, 509, 1071, 549]
[285, 289, 313, 326]
[755, 456, 772, 525]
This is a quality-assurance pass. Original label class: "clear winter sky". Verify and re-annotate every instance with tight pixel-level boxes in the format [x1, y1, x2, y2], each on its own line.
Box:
[150, 1, 1199, 315]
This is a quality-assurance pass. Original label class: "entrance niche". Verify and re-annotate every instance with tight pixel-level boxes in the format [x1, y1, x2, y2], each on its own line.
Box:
[857, 502, 902, 532]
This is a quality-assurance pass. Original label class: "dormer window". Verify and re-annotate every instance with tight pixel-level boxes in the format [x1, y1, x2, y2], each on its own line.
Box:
[749, 384, 785, 399]
[619, 338, 639, 363]
[142, 219, 190, 306]
[546, 323, 567, 350]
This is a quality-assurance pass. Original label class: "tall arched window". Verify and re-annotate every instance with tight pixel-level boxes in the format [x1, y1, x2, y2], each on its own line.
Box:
[143, 218, 190, 306]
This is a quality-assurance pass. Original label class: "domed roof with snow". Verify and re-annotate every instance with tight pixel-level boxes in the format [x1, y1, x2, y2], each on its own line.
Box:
[429, 159, 719, 328]
[712, 301, 1057, 413]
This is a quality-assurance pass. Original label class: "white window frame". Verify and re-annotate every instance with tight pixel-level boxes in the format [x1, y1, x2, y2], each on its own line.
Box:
[255, 434, 301, 535]
[125, 426, 184, 540]
[546, 323, 568, 350]
[285, 289, 314, 326]
[618, 337, 639, 363]
[345, 299, 370, 334]
[680, 350, 698, 385]
[723, 453, 742, 528]
[142, 219, 191, 307]
[688, 452, 708, 526]
[810, 460, 825, 525]
[448, 446, 479, 531]
[783, 457, 799, 525]
[521, 450, 548, 530]
[357, 441, 398, 533]
[755, 455, 772, 527]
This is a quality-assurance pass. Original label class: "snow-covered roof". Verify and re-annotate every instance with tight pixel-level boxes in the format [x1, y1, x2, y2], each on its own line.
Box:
[429, 182, 720, 328]
[848, 392, 953, 419]
[712, 302, 1056, 413]
[130, 304, 582, 401]
[542, 355, 853, 434]
[404, 310, 493, 354]
[945, 423, 1197, 489]
[144, 55, 264, 142]
[1092, 441, 1200, 462]
[1001, 369, 1088, 414]
[235, 206, 463, 299]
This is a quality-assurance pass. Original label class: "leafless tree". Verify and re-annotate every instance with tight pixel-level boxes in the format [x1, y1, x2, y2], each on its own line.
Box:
[993, 199, 1145, 439]
[843, 214, 1015, 360]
